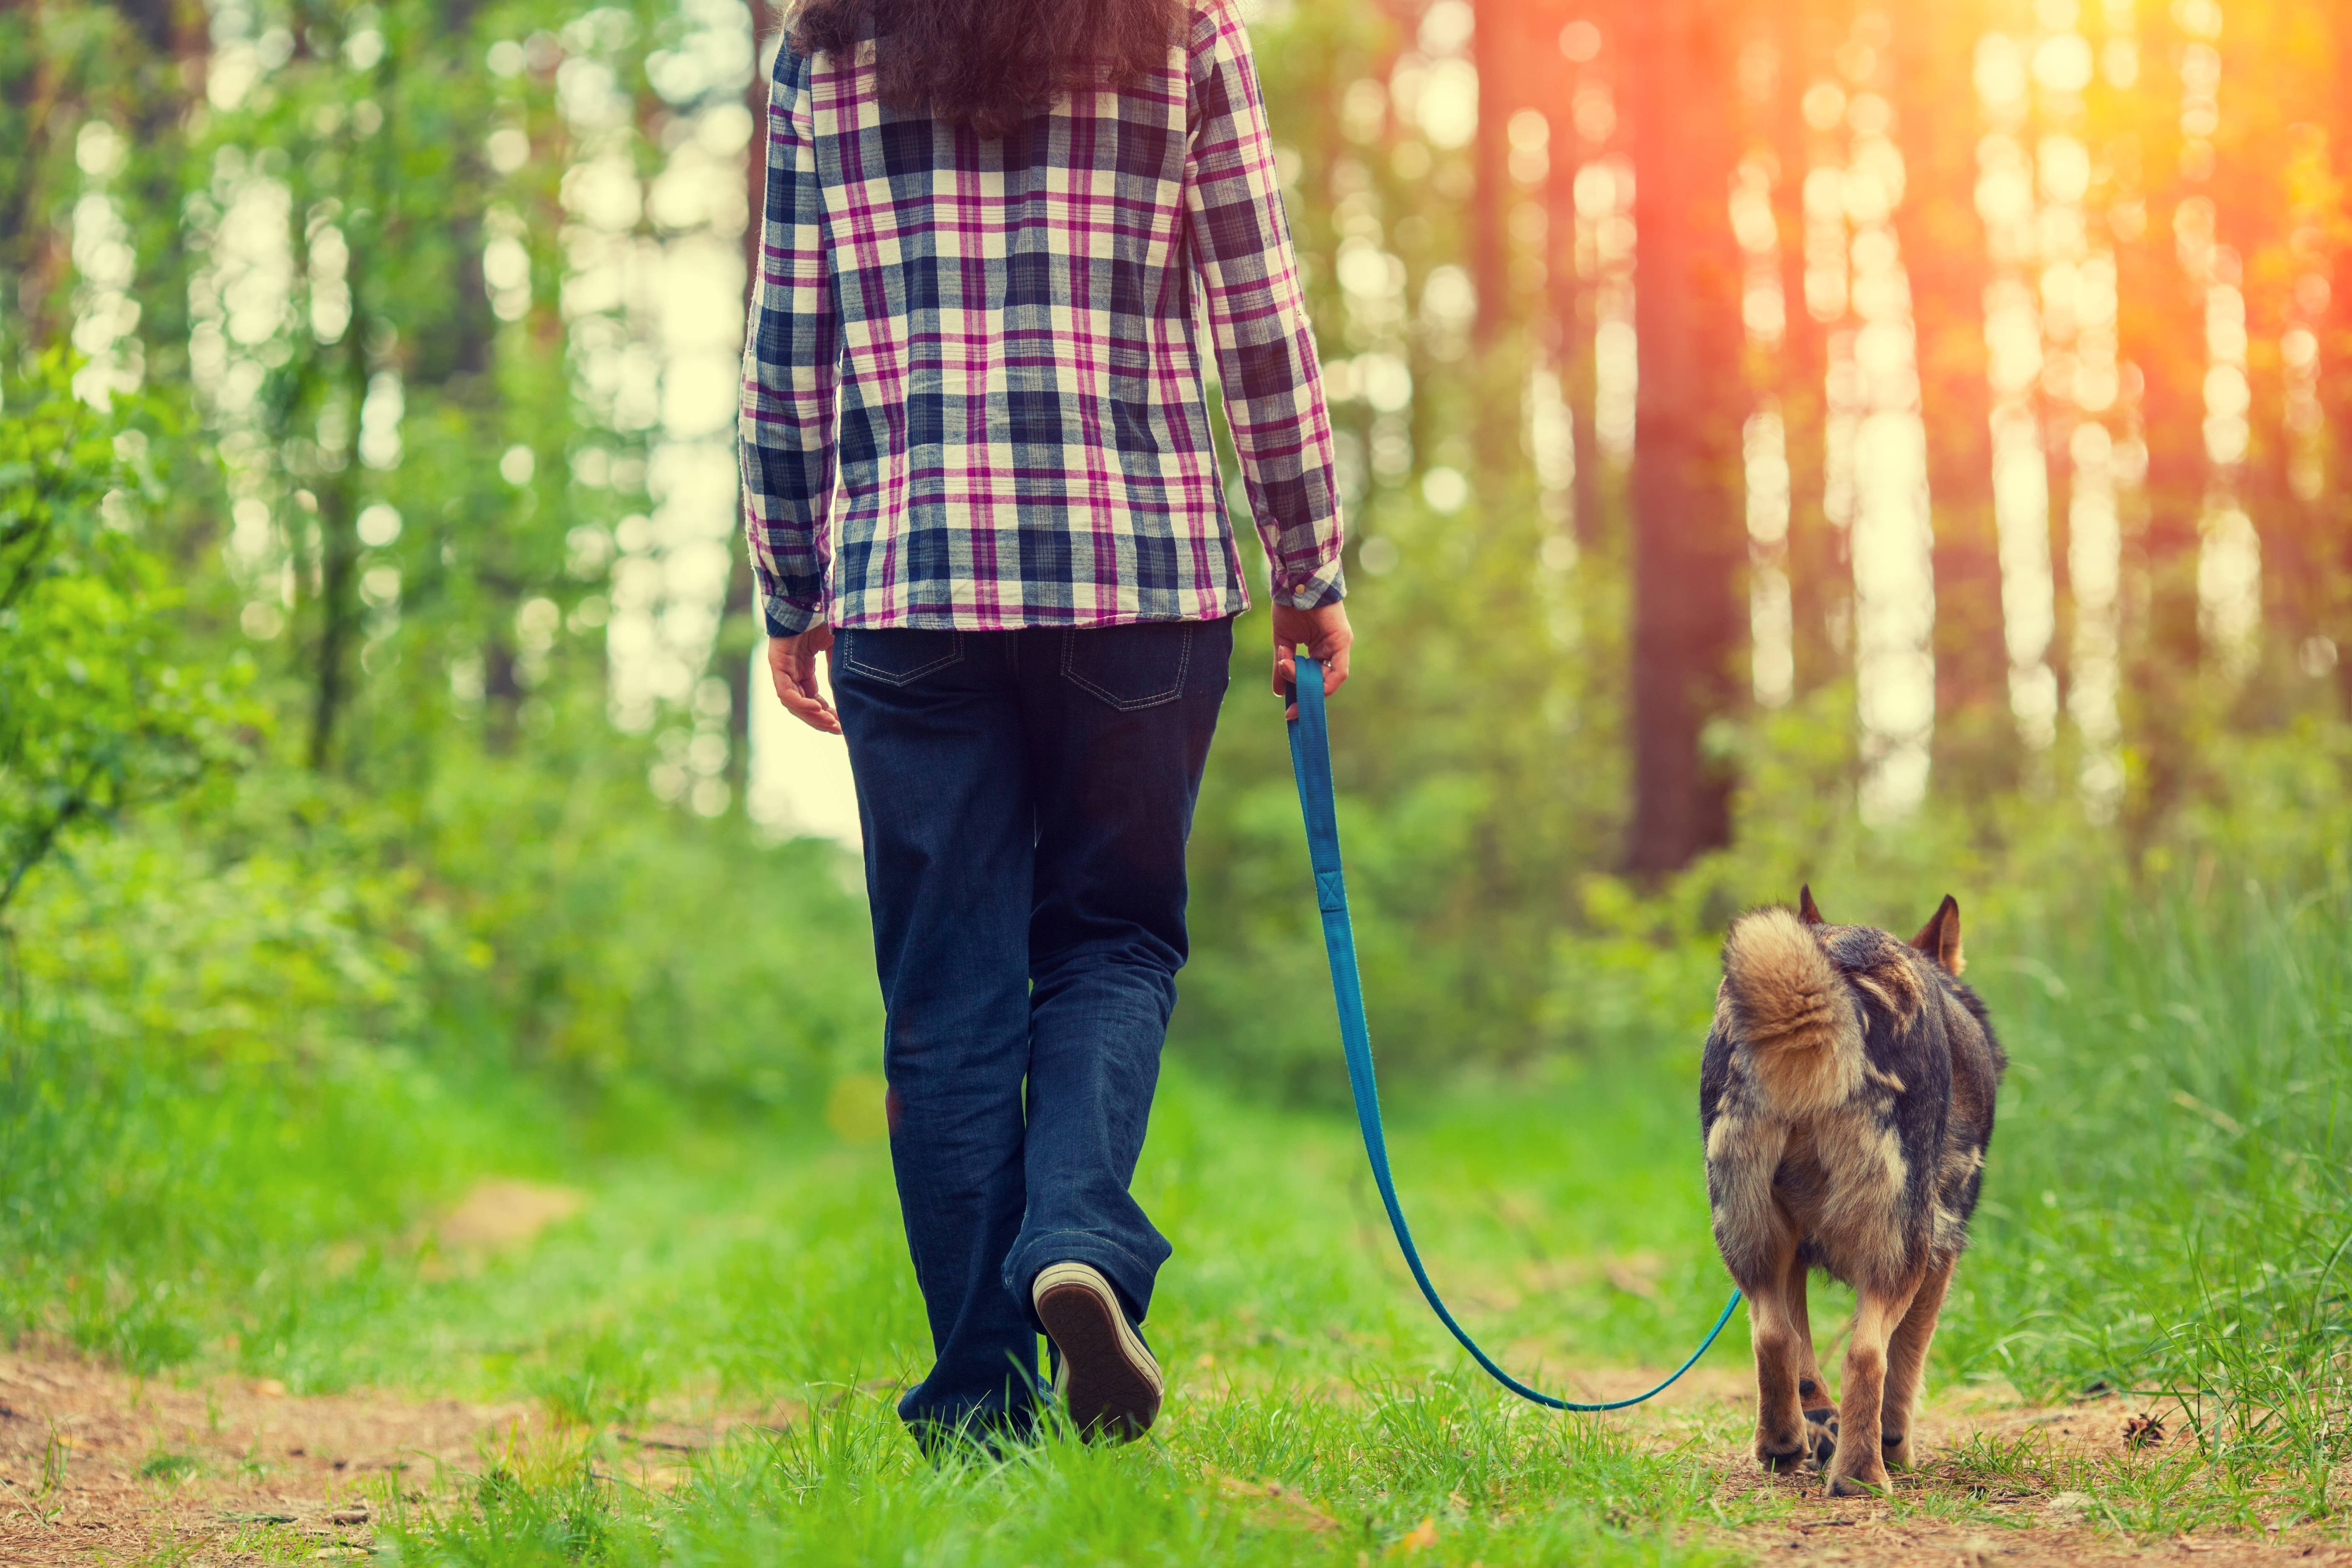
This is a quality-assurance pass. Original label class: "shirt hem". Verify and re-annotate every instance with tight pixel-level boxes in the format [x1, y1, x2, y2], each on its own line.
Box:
[825, 590, 1252, 633]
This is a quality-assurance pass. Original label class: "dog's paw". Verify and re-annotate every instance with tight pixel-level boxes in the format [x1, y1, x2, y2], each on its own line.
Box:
[1803, 1408, 1839, 1469]
[1881, 1430, 1911, 1471]
[1755, 1426, 1810, 1473]
[1825, 1453, 1890, 1497]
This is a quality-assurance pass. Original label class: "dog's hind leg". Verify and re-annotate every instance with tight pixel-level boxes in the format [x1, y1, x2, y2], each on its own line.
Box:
[1741, 1228, 1810, 1472]
[1825, 1275, 1921, 1497]
[1782, 1251, 1836, 1466]
[1879, 1255, 1953, 1471]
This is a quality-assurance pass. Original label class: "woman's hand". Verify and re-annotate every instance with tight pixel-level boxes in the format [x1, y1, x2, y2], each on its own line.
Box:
[1271, 601, 1352, 721]
[766, 626, 842, 735]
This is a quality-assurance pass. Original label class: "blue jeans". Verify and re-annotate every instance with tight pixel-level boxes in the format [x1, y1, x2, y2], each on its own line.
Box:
[832, 615, 1233, 1441]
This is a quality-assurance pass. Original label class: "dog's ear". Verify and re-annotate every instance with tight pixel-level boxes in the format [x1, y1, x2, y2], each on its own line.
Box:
[1910, 895, 1963, 975]
[1798, 884, 1826, 926]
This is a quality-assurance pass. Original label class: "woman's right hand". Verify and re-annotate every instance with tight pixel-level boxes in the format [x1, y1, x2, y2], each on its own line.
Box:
[766, 626, 842, 735]
[1271, 602, 1352, 721]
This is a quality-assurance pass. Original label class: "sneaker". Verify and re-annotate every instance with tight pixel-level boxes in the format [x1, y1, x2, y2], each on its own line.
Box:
[1031, 1261, 1162, 1440]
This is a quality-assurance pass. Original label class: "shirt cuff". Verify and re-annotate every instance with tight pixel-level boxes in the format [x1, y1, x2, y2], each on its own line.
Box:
[1271, 552, 1346, 611]
[762, 593, 821, 638]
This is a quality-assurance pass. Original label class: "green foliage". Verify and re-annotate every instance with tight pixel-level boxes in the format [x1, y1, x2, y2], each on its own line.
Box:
[0, 353, 251, 919]
[1940, 872, 2352, 1508]
[0, 742, 882, 1369]
[407, 734, 880, 1103]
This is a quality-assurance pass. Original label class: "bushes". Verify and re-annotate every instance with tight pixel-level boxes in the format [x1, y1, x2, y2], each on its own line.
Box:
[0, 352, 250, 919]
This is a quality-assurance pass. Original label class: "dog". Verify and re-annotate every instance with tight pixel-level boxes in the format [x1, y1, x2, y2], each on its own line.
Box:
[1699, 887, 2005, 1495]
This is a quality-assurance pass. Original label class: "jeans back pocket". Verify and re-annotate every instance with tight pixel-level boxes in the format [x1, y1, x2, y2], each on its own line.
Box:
[839, 628, 965, 686]
[1060, 622, 1197, 711]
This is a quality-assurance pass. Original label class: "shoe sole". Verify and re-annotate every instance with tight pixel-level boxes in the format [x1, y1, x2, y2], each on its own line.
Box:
[1033, 1263, 1162, 1441]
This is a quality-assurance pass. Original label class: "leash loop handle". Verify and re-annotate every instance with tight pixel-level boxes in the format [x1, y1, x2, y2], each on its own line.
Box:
[1284, 652, 1741, 1412]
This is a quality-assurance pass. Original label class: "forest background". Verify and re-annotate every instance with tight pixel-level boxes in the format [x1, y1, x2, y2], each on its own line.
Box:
[1, 0, 2349, 1505]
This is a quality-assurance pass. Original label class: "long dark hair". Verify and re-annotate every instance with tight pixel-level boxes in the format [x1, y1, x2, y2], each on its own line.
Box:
[786, 0, 1189, 141]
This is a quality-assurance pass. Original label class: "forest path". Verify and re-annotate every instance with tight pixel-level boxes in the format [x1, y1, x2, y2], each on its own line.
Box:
[3, 1346, 2345, 1567]
[0, 1344, 771, 1565]
[1699, 1382, 2352, 1567]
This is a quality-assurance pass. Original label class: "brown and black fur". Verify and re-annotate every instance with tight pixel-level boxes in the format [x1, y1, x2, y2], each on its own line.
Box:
[1698, 887, 2005, 1495]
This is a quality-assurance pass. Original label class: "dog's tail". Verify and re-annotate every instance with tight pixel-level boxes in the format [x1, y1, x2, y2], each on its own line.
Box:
[1721, 907, 1862, 1115]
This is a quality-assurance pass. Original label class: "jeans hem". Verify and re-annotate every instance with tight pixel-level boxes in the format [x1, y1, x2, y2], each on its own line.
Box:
[1003, 1229, 1167, 1330]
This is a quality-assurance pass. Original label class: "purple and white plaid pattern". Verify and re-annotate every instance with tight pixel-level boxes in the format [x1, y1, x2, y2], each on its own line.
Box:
[738, 0, 1345, 635]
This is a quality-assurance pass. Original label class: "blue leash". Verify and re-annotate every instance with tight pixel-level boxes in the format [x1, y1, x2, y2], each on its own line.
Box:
[1284, 654, 1742, 1411]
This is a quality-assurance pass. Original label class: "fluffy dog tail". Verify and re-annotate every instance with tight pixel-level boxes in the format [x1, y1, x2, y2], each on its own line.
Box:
[1722, 907, 1862, 1116]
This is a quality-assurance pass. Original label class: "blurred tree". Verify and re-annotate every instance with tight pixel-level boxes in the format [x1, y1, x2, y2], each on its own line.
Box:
[2113, 0, 2215, 832]
[1769, 0, 1842, 696]
[1468, 0, 1512, 352]
[0, 10, 77, 344]
[2326, 3, 2352, 717]
[1893, 0, 2008, 788]
[1541, 7, 1614, 553]
[176, 0, 647, 778]
[1623, 0, 1747, 874]
[722, 0, 784, 805]
[2213, 3, 2327, 678]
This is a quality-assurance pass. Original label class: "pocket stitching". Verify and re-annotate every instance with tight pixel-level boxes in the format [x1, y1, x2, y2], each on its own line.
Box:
[842, 629, 964, 686]
[1060, 625, 1194, 711]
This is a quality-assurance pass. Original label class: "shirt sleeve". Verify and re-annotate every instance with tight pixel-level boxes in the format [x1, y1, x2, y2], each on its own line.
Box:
[739, 44, 842, 638]
[1183, 1, 1346, 611]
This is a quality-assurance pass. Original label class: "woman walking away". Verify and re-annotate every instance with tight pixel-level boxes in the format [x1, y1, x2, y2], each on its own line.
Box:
[742, 0, 1353, 1452]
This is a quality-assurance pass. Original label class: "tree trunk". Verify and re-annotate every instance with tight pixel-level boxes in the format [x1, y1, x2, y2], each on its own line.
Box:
[2113, 13, 2208, 828]
[2042, 405, 2075, 716]
[423, 0, 495, 389]
[746, 0, 777, 302]
[1469, 0, 1513, 352]
[725, 0, 783, 810]
[1, 27, 72, 344]
[2329, 14, 2352, 718]
[2208, 21, 2308, 669]
[1547, 37, 1609, 553]
[1892, 0, 2004, 785]
[1771, 0, 1837, 697]
[1624, 0, 1747, 876]
[309, 267, 371, 771]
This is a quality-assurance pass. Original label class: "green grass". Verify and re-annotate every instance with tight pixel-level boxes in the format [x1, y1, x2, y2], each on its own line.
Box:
[382, 1387, 1747, 1568]
[3, 877, 2347, 1563]
[312, 1064, 1769, 1568]
[137, 1447, 199, 1482]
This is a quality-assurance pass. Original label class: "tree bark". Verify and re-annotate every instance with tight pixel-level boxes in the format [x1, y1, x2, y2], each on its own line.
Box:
[1624, 0, 1747, 876]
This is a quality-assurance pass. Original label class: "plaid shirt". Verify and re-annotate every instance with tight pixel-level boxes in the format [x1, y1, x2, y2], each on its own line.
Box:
[738, 0, 1345, 636]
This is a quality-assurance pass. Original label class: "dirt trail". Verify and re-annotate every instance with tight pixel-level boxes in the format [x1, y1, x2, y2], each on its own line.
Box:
[0, 1345, 784, 1565]
[1689, 1382, 2352, 1567]
[2, 1348, 2344, 1565]
[0, 1346, 517, 1564]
